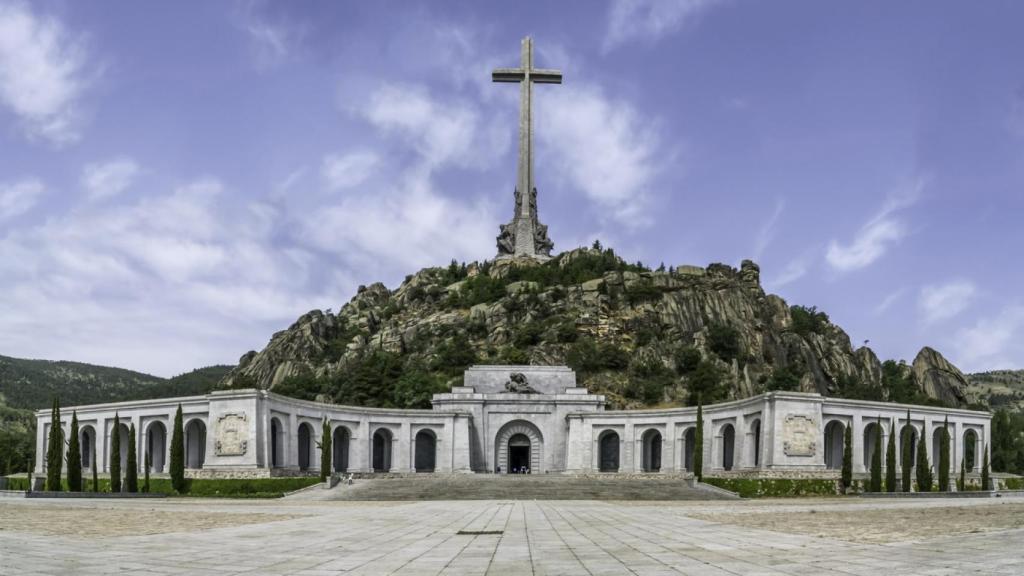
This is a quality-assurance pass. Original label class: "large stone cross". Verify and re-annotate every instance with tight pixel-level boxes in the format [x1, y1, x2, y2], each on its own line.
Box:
[493, 36, 560, 260]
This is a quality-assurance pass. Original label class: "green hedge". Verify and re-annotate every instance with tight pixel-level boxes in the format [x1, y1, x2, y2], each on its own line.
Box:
[704, 477, 839, 498]
[1002, 477, 1024, 490]
[2, 476, 320, 498]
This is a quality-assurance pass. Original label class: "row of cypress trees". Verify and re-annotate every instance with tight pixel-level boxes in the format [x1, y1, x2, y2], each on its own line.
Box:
[43, 400, 189, 493]
[866, 411, 991, 492]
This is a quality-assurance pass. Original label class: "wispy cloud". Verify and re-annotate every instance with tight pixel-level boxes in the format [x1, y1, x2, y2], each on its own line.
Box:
[539, 83, 662, 229]
[873, 287, 907, 315]
[0, 1, 91, 144]
[753, 198, 785, 260]
[0, 178, 44, 221]
[81, 158, 140, 200]
[765, 255, 810, 290]
[321, 151, 379, 191]
[603, 0, 724, 52]
[234, 0, 306, 70]
[918, 280, 976, 324]
[953, 305, 1024, 372]
[825, 183, 921, 272]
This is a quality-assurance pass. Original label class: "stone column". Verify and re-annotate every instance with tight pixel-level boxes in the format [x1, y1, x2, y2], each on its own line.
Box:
[625, 423, 638, 473]
[397, 421, 411, 473]
[852, 414, 865, 474]
[664, 421, 677, 472]
[287, 413, 297, 468]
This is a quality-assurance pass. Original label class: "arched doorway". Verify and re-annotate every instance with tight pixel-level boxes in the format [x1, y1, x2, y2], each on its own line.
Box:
[863, 422, 881, 469]
[80, 425, 95, 470]
[641, 429, 662, 472]
[332, 426, 350, 473]
[598, 430, 619, 472]
[683, 427, 696, 472]
[184, 419, 206, 469]
[824, 421, 845, 470]
[414, 430, 436, 472]
[270, 418, 284, 467]
[146, 421, 167, 473]
[748, 419, 761, 467]
[297, 423, 313, 471]
[372, 428, 393, 472]
[964, 429, 978, 471]
[494, 420, 543, 474]
[721, 424, 735, 471]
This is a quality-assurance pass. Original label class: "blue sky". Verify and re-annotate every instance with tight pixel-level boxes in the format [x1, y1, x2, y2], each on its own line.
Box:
[0, 0, 1021, 377]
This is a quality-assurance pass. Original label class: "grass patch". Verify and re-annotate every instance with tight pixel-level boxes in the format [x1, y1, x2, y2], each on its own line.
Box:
[2, 476, 321, 498]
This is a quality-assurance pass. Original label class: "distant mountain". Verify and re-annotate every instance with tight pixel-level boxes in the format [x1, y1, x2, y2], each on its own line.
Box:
[966, 370, 1024, 411]
[0, 354, 232, 411]
[0, 357, 232, 474]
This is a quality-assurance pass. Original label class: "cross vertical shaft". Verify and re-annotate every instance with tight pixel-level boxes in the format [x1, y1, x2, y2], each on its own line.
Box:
[493, 36, 562, 260]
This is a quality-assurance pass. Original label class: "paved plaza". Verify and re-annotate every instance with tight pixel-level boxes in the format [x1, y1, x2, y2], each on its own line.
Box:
[1, 496, 1023, 575]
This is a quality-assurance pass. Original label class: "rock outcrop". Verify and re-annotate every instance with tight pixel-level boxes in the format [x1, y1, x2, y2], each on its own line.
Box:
[220, 248, 969, 409]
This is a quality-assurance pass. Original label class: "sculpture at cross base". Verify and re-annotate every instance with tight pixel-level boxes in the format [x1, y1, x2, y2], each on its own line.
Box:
[492, 37, 560, 260]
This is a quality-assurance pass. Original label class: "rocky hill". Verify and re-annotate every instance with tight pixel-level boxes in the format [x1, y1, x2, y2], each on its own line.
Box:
[966, 370, 1024, 411]
[220, 247, 969, 410]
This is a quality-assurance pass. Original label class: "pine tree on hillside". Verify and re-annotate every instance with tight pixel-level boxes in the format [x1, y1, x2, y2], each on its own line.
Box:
[900, 410, 912, 492]
[126, 423, 138, 493]
[915, 426, 932, 492]
[869, 416, 882, 492]
[46, 398, 63, 491]
[66, 411, 82, 492]
[982, 445, 991, 490]
[938, 416, 950, 492]
[110, 413, 122, 493]
[694, 400, 704, 482]
[143, 451, 151, 493]
[320, 418, 332, 482]
[885, 420, 897, 492]
[841, 422, 853, 492]
[170, 404, 186, 493]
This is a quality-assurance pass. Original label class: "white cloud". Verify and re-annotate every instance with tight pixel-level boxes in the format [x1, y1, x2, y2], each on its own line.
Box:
[766, 256, 809, 290]
[321, 151, 379, 191]
[753, 198, 785, 260]
[953, 305, 1024, 372]
[538, 84, 661, 228]
[918, 280, 976, 324]
[81, 158, 140, 200]
[0, 1, 90, 144]
[825, 185, 920, 272]
[234, 0, 305, 70]
[0, 177, 336, 376]
[873, 287, 907, 315]
[0, 178, 44, 220]
[604, 0, 724, 52]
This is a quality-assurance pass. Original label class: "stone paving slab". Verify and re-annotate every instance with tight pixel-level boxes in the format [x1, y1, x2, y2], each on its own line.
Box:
[1, 498, 1022, 575]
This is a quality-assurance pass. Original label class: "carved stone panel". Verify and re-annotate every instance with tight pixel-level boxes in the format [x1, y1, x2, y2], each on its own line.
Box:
[215, 412, 248, 456]
[782, 414, 817, 457]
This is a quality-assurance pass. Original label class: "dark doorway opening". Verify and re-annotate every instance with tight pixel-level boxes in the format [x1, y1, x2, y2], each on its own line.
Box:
[599, 431, 619, 472]
[508, 434, 531, 473]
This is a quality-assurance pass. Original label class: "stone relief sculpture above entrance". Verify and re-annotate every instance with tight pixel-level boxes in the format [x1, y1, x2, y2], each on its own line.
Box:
[782, 414, 817, 457]
[504, 372, 540, 394]
[215, 412, 248, 456]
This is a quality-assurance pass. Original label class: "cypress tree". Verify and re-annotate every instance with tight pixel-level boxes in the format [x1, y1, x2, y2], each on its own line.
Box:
[900, 411, 912, 492]
[841, 422, 853, 492]
[694, 400, 704, 481]
[869, 416, 882, 492]
[110, 413, 122, 493]
[143, 451, 151, 493]
[915, 426, 932, 492]
[66, 411, 82, 492]
[885, 420, 897, 492]
[938, 416, 950, 492]
[125, 423, 138, 493]
[959, 456, 966, 491]
[320, 418, 332, 482]
[92, 435, 99, 492]
[170, 404, 186, 493]
[982, 445, 991, 490]
[45, 398, 63, 491]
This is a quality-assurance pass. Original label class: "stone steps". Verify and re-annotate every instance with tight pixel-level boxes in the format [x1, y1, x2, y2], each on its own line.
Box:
[315, 474, 733, 501]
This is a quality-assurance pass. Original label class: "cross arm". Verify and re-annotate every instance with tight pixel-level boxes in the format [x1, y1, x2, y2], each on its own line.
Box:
[530, 69, 563, 84]
[492, 68, 526, 83]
